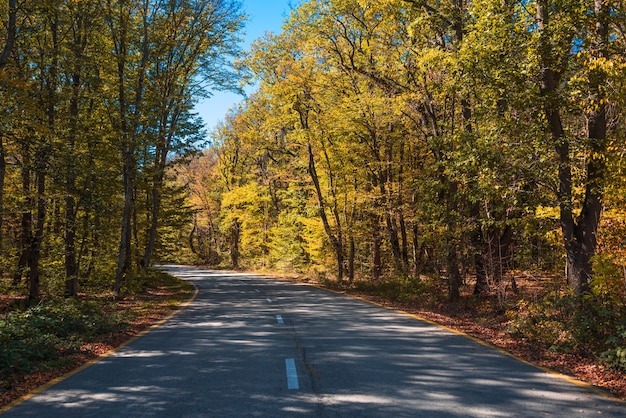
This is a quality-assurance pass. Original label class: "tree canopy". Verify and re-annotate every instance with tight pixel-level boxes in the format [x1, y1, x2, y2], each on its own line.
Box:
[0, 0, 245, 298]
[182, 0, 626, 304]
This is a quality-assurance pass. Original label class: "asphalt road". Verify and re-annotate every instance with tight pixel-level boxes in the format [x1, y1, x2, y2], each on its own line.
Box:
[2, 265, 625, 417]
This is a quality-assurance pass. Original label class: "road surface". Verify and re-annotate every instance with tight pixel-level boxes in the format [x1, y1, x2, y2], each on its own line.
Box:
[2, 265, 625, 417]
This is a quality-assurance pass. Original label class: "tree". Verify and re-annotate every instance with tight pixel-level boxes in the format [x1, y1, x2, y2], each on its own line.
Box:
[104, 0, 150, 295]
[533, 0, 623, 294]
[139, 0, 244, 269]
[0, 0, 18, 268]
[62, 0, 104, 296]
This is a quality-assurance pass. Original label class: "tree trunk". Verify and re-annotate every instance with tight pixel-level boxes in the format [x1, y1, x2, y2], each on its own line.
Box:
[411, 222, 421, 276]
[64, 72, 81, 297]
[0, 0, 17, 263]
[399, 212, 409, 269]
[115, 156, 134, 294]
[189, 218, 198, 255]
[348, 235, 355, 284]
[28, 168, 46, 300]
[141, 171, 161, 269]
[76, 204, 91, 280]
[0, 140, 5, 261]
[537, 0, 607, 294]
[473, 251, 489, 295]
[385, 213, 402, 271]
[27, 3, 58, 299]
[446, 180, 461, 301]
[230, 219, 240, 269]
[64, 192, 78, 296]
[471, 202, 489, 295]
[64, 3, 93, 296]
[85, 209, 99, 278]
[308, 141, 344, 281]
[293, 91, 344, 281]
[566, 0, 607, 293]
[14, 164, 31, 285]
[112, 0, 130, 294]
[141, 85, 182, 269]
[0, 0, 17, 70]
[372, 220, 382, 281]
[472, 222, 489, 294]
[447, 244, 462, 302]
[112, 0, 149, 295]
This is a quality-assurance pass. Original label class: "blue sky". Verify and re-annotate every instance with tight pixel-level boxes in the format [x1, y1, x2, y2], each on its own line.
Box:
[194, 1, 300, 133]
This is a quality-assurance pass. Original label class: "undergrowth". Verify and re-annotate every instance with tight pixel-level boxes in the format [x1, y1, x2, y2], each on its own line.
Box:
[0, 298, 130, 381]
[508, 257, 626, 372]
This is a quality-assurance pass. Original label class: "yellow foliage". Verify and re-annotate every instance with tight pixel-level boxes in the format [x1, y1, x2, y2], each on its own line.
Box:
[535, 206, 560, 220]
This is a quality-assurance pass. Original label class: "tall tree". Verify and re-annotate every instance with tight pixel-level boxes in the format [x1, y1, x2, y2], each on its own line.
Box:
[104, 0, 150, 295]
[140, 0, 244, 269]
[62, 0, 103, 296]
[534, 0, 620, 294]
[0, 0, 18, 263]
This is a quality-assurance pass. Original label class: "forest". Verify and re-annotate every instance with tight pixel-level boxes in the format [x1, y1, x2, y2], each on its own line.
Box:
[0, 0, 625, 397]
[182, 0, 626, 375]
[0, 0, 244, 299]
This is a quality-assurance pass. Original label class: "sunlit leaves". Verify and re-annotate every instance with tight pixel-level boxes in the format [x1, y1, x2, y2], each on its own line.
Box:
[184, 0, 626, 296]
[0, 0, 245, 297]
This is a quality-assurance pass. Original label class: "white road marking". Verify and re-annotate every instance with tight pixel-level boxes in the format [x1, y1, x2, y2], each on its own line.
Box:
[285, 358, 299, 390]
[276, 315, 284, 324]
[266, 298, 272, 303]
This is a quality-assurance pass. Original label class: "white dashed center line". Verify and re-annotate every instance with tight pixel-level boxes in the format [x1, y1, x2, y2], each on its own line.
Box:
[285, 358, 299, 390]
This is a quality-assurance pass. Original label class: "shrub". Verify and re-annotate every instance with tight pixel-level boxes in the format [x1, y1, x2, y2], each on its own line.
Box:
[0, 298, 129, 380]
[508, 291, 576, 351]
[600, 326, 626, 372]
[509, 278, 626, 363]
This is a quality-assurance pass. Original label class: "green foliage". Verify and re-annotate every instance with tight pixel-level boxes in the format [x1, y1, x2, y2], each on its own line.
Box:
[0, 298, 130, 379]
[591, 255, 626, 372]
[509, 276, 626, 368]
[353, 275, 440, 306]
[509, 291, 574, 351]
[601, 326, 626, 372]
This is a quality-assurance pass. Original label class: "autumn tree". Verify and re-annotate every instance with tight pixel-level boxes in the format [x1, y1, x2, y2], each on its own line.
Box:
[179, 0, 625, 306]
[0, 0, 17, 262]
[530, 0, 625, 294]
[139, 0, 244, 270]
[0, 0, 244, 299]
